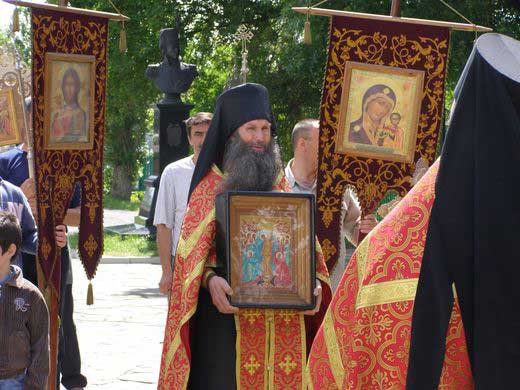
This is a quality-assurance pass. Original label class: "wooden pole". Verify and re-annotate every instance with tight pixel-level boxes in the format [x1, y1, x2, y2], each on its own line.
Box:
[390, 0, 400, 17]
[2, 0, 130, 21]
[58, 0, 68, 7]
[292, 7, 492, 32]
[48, 291, 60, 390]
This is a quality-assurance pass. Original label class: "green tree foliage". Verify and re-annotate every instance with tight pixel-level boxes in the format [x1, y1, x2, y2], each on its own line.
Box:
[0, 29, 10, 47]
[70, 0, 519, 194]
[177, 0, 519, 158]
[70, 0, 174, 199]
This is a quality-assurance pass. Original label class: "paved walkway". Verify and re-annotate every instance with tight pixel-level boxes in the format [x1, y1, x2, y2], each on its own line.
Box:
[102, 209, 139, 228]
[68, 258, 167, 389]
[68, 209, 138, 235]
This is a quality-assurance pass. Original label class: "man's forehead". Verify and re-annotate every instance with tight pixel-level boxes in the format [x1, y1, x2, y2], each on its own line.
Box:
[192, 123, 210, 131]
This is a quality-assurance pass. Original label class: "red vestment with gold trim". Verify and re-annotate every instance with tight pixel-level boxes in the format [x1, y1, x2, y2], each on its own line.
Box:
[307, 161, 473, 389]
[159, 166, 331, 389]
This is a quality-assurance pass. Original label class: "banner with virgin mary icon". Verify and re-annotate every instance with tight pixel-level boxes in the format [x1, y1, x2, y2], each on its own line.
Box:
[316, 15, 450, 272]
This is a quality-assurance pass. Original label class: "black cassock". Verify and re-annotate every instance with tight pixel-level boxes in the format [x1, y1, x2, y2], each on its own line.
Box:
[186, 83, 278, 389]
[407, 33, 520, 389]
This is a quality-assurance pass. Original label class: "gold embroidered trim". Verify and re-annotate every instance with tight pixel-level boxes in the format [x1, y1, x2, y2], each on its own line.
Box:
[356, 278, 418, 310]
[183, 260, 206, 292]
[304, 364, 312, 390]
[162, 303, 198, 377]
[177, 208, 215, 258]
[235, 315, 242, 390]
[201, 268, 216, 289]
[323, 311, 344, 389]
[316, 240, 332, 287]
[211, 164, 225, 178]
[299, 314, 306, 390]
[355, 238, 370, 283]
[452, 283, 458, 299]
[265, 310, 275, 390]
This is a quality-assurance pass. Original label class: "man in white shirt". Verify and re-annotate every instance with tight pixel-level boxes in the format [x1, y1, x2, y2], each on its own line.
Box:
[285, 119, 377, 289]
[154, 112, 212, 294]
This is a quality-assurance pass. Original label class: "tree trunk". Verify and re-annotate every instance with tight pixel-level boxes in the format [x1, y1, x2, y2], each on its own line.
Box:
[111, 164, 133, 200]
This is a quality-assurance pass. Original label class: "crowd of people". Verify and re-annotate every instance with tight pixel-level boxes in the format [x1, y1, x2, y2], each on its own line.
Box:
[0, 31, 518, 389]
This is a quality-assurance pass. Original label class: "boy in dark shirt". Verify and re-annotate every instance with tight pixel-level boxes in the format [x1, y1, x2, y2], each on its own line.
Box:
[0, 211, 49, 390]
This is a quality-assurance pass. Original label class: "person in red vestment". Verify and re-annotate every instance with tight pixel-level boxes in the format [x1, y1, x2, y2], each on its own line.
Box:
[158, 83, 331, 389]
[306, 160, 473, 389]
[306, 33, 520, 388]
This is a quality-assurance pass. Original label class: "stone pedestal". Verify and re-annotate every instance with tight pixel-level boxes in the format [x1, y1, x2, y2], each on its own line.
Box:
[155, 102, 193, 172]
[142, 102, 193, 234]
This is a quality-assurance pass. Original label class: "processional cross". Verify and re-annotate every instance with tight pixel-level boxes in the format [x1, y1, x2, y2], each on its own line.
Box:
[234, 25, 254, 84]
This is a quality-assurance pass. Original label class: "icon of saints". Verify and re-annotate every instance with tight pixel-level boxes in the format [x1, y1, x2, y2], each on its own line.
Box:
[242, 245, 261, 285]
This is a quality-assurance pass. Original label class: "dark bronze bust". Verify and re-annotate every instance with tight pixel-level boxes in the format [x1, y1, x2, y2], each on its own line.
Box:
[145, 28, 198, 104]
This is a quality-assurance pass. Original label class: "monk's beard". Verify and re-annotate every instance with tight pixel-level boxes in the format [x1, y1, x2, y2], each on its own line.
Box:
[222, 135, 282, 192]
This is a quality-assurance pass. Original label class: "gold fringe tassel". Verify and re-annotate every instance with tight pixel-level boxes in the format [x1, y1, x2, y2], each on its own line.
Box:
[43, 285, 52, 307]
[12, 8, 20, 33]
[119, 22, 127, 53]
[303, 17, 312, 45]
[87, 282, 94, 305]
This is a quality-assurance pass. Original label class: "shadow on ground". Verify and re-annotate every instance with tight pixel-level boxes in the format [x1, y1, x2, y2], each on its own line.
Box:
[119, 287, 164, 298]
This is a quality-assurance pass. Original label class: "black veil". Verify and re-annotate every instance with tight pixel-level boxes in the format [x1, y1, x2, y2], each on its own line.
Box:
[188, 83, 277, 199]
[407, 33, 520, 388]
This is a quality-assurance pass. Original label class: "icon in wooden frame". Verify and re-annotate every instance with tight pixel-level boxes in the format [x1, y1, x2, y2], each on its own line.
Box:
[44, 52, 95, 150]
[336, 61, 425, 163]
[0, 87, 22, 147]
[216, 191, 316, 309]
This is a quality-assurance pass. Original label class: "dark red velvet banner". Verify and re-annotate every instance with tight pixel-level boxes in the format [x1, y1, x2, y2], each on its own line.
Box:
[317, 16, 450, 271]
[32, 8, 106, 293]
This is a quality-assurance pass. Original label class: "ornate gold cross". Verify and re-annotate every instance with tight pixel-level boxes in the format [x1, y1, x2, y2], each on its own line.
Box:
[243, 309, 262, 324]
[234, 25, 253, 84]
[279, 310, 295, 324]
[244, 355, 261, 375]
[279, 354, 297, 375]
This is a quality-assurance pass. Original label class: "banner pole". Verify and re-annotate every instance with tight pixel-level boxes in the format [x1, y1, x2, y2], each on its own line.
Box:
[390, 0, 401, 17]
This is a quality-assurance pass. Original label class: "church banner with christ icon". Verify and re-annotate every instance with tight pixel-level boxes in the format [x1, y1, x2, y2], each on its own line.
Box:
[31, 7, 107, 298]
[316, 15, 450, 273]
[28, 5, 114, 387]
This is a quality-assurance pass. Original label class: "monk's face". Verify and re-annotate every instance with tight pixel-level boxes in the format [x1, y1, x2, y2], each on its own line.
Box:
[366, 97, 393, 122]
[237, 119, 272, 153]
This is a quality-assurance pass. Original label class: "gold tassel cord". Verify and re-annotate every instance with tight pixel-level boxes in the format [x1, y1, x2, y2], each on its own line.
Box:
[119, 23, 127, 53]
[302, 0, 331, 45]
[439, 0, 478, 40]
[43, 285, 52, 307]
[106, 0, 127, 53]
[12, 8, 20, 33]
[87, 281, 94, 305]
[309, 0, 330, 8]
[304, 17, 312, 45]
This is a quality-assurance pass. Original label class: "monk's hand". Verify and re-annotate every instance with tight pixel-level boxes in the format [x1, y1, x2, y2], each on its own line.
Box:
[208, 275, 239, 314]
[159, 270, 172, 295]
[301, 279, 322, 315]
[359, 214, 377, 234]
[54, 225, 67, 248]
